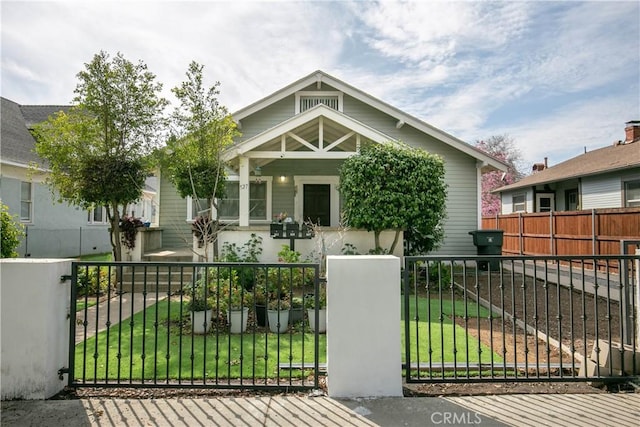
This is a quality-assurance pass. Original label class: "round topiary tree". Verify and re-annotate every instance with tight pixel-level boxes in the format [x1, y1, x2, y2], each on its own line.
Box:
[339, 142, 447, 254]
[1, 203, 24, 258]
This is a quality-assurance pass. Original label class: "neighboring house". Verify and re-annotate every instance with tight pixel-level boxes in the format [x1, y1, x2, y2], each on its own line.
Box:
[496, 121, 640, 214]
[0, 97, 157, 258]
[158, 71, 506, 260]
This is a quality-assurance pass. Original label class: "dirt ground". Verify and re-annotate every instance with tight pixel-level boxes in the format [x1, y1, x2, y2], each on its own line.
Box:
[402, 267, 635, 395]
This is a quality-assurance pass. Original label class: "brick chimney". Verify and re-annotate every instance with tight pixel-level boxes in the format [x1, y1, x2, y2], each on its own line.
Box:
[625, 120, 640, 143]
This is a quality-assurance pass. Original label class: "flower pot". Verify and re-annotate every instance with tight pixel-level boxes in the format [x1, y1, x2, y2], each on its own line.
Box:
[307, 308, 327, 333]
[191, 309, 213, 334]
[289, 307, 304, 324]
[267, 309, 290, 334]
[227, 307, 249, 334]
[255, 304, 267, 327]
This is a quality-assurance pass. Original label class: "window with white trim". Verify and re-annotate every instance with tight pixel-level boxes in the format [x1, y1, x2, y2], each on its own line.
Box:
[186, 197, 211, 221]
[87, 206, 108, 224]
[217, 181, 268, 221]
[624, 180, 640, 207]
[512, 194, 526, 212]
[20, 181, 33, 222]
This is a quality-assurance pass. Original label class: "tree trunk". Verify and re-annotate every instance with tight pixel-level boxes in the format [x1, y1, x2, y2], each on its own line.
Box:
[108, 203, 122, 261]
[374, 230, 381, 252]
[388, 229, 401, 254]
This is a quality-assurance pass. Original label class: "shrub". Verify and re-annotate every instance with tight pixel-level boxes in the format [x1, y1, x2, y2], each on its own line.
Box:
[1, 203, 24, 258]
[76, 266, 114, 297]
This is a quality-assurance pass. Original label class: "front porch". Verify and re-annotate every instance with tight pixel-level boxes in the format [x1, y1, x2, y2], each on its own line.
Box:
[123, 222, 403, 264]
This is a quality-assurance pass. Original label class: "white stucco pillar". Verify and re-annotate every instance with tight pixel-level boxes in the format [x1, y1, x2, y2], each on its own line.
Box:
[1, 259, 72, 399]
[238, 156, 250, 227]
[326, 255, 403, 397]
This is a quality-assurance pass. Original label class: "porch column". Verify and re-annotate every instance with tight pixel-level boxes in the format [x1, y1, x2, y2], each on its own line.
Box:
[239, 156, 250, 227]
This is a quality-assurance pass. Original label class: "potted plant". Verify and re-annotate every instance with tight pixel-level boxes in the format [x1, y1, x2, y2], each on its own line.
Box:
[218, 278, 252, 334]
[289, 296, 304, 324]
[187, 284, 213, 334]
[305, 285, 327, 333]
[267, 297, 290, 334]
[253, 283, 268, 327]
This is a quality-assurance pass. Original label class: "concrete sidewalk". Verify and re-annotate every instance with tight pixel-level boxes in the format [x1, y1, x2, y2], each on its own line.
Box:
[2, 393, 638, 426]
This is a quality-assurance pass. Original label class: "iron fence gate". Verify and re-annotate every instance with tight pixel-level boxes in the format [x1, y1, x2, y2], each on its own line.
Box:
[68, 261, 322, 390]
[403, 255, 640, 384]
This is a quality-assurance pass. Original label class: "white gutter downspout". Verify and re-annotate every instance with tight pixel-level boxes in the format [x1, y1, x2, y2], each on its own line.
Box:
[476, 161, 486, 228]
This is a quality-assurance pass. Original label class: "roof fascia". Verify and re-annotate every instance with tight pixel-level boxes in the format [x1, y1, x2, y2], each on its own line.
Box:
[494, 164, 640, 193]
[232, 70, 507, 172]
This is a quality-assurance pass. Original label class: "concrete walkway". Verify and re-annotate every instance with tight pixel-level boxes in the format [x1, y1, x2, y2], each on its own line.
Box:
[2, 393, 639, 426]
[75, 293, 165, 343]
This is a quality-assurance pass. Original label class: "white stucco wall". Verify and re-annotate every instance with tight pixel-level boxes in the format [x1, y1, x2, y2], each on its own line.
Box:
[1, 259, 72, 399]
[214, 229, 403, 263]
[325, 255, 403, 397]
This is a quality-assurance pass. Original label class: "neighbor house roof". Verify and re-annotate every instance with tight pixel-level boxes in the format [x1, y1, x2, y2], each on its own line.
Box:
[232, 70, 507, 173]
[1, 97, 69, 167]
[496, 141, 640, 192]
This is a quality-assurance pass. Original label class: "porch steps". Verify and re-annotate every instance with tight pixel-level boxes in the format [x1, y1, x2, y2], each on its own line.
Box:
[118, 265, 195, 293]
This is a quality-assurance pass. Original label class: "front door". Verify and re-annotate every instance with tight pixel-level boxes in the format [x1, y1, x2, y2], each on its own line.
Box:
[303, 184, 331, 225]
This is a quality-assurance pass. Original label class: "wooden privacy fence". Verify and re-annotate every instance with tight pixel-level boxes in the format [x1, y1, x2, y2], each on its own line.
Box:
[482, 208, 640, 256]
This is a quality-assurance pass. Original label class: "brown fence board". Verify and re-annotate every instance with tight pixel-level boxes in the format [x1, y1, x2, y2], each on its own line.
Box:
[482, 208, 640, 256]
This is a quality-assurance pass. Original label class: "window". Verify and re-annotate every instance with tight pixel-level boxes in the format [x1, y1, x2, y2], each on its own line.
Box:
[217, 181, 267, 221]
[295, 91, 343, 114]
[536, 193, 554, 213]
[20, 181, 32, 222]
[565, 189, 578, 211]
[87, 206, 108, 224]
[625, 180, 640, 207]
[186, 197, 211, 220]
[512, 194, 526, 212]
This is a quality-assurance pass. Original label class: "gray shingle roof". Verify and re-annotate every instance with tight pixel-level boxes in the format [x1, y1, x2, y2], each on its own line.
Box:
[1, 97, 69, 166]
[496, 141, 640, 192]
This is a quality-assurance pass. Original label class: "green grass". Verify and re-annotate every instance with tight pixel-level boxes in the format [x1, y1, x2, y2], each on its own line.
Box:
[75, 296, 501, 381]
[75, 299, 324, 381]
[76, 300, 97, 312]
[402, 295, 502, 364]
[78, 252, 113, 261]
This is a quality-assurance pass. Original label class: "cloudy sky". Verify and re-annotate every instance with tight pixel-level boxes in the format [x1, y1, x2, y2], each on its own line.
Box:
[2, 1, 639, 169]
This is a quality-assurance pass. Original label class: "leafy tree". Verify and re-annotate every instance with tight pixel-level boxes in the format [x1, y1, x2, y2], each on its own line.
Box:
[1, 203, 25, 258]
[161, 61, 240, 260]
[33, 51, 167, 261]
[339, 142, 447, 254]
[475, 135, 526, 216]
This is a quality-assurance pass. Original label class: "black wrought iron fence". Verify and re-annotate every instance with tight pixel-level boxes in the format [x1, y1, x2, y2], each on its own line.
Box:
[69, 261, 322, 390]
[403, 255, 640, 384]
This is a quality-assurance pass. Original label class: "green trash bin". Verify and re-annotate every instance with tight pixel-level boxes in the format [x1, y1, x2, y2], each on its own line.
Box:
[469, 230, 503, 271]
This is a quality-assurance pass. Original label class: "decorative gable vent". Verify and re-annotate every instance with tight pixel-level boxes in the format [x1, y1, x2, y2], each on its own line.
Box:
[295, 91, 343, 114]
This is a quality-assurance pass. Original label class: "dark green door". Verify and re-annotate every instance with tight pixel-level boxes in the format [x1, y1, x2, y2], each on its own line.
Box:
[303, 184, 331, 226]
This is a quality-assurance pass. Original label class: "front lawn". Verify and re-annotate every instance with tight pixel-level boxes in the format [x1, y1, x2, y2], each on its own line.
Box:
[75, 295, 501, 382]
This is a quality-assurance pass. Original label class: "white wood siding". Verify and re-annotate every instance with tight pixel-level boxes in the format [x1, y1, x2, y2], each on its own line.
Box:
[582, 176, 621, 209]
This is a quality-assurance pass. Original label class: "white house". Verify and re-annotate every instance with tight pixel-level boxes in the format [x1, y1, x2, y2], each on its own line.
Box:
[497, 121, 640, 214]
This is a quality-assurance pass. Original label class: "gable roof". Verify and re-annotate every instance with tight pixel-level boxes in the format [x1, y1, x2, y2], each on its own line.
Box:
[1, 97, 69, 167]
[496, 141, 640, 192]
[232, 70, 507, 172]
[223, 103, 394, 162]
